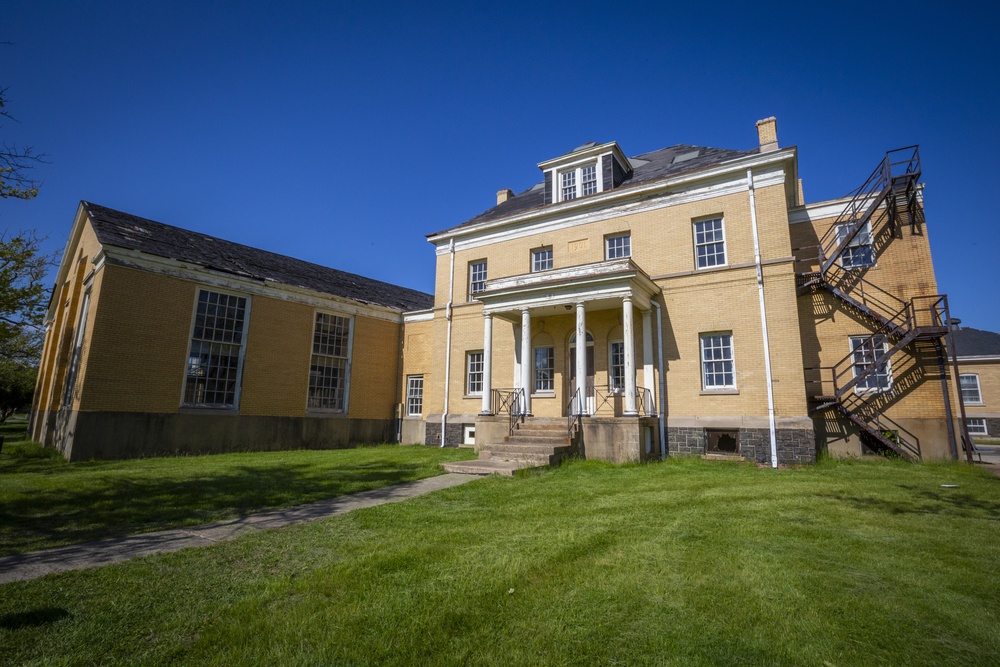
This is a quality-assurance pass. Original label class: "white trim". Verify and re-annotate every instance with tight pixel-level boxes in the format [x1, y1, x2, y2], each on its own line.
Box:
[692, 216, 727, 270]
[959, 373, 984, 405]
[849, 335, 893, 394]
[403, 309, 434, 323]
[405, 375, 424, 417]
[956, 355, 1000, 363]
[700, 332, 737, 391]
[788, 186, 926, 224]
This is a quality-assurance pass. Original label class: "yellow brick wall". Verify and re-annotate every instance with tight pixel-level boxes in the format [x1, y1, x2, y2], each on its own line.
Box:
[401, 318, 436, 418]
[347, 315, 402, 419]
[240, 297, 312, 417]
[957, 360, 1000, 419]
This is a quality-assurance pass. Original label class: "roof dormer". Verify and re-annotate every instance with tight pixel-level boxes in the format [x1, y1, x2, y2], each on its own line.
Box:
[537, 141, 633, 205]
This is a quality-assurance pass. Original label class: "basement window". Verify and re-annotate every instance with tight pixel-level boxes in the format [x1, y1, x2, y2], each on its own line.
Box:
[967, 418, 988, 436]
[706, 429, 739, 454]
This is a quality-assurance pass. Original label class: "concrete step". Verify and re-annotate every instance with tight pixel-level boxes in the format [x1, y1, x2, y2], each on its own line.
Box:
[483, 443, 572, 456]
[440, 459, 533, 476]
[513, 421, 566, 431]
[505, 434, 572, 445]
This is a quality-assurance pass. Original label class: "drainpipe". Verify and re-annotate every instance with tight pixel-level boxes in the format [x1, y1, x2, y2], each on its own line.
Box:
[441, 237, 456, 447]
[748, 168, 779, 468]
[653, 300, 667, 459]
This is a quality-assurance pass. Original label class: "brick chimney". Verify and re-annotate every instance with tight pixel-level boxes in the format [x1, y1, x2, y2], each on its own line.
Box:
[496, 188, 514, 205]
[756, 117, 778, 153]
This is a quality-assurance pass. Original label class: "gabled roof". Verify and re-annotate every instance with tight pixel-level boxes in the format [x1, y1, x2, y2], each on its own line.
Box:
[83, 202, 433, 312]
[442, 143, 759, 233]
[952, 327, 1000, 358]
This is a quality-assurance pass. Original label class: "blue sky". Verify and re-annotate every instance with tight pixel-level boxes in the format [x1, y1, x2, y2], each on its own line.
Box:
[4, 1, 998, 330]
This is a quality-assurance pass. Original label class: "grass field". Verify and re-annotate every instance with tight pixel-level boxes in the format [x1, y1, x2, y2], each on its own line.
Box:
[2, 454, 998, 666]
[0, 419, 475, 556]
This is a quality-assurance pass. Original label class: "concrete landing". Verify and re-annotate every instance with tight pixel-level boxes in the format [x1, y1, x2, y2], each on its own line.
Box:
[440, 459, 531, 476]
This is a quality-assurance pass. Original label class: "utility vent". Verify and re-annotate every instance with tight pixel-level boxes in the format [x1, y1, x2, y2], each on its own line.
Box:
[672, 150, 701, 164]
[706, 429, 739, 454]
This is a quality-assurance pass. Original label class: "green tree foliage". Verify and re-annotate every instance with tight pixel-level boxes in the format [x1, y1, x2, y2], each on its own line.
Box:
[1, 86, 43, 200]
[0, 360, 35, 422]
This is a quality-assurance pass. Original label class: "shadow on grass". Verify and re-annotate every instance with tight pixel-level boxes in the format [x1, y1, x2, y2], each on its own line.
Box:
[0, 460, 427, 556]
[0, 608, 72, 630]
[822, 485, 1000, 521]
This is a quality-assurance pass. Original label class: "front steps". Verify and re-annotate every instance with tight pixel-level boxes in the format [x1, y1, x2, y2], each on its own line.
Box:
[441, 419, 574, 476]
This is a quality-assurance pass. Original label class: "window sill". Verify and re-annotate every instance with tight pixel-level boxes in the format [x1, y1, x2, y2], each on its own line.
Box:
[463, 394, 483, 400]
[403, 414, 424, 420]
[306, 409, 348, 418]
[964, 402, 985, 407]
[531, 391, 556, 399]
[700, 389, 739, 396]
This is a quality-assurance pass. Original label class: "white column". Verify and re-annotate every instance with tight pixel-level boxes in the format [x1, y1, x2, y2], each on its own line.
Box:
[520, 308, 532, 415]
[642, 309, 654, 415]
[623, 296, 638, 416]
[575, 302, 587, 415]
[481, 312, 493, 415]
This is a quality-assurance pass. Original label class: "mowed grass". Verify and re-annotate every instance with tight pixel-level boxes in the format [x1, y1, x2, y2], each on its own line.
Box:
[0, 420, 475, 555]
[2, 457, 999, 666]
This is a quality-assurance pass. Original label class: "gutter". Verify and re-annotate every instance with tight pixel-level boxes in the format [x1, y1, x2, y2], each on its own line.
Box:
[653, 301, 667, 458]
[441, 237, 455, 447]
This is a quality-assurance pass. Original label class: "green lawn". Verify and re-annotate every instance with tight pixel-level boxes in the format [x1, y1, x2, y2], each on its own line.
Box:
[0, 421, 475, 555]
[1, 456, 998, 666]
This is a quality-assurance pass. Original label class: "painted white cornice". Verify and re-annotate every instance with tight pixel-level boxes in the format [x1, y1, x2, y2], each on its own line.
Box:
[789, 184, 925, 224]
[403, 309, 435, 322]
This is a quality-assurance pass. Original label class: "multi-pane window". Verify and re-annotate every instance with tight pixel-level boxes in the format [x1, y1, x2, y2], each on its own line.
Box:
[561, 170, 577, 200]
[694, 218, 726, 269]
[701, 333, 735, 389]
[558, 162, 600, 201]
[581, 164, 598, 195]
[967, 418, 988, 436]
[837, 222, 875, 268]
[850, 335, 891, 391]
[609, 341, 625, 391]
[467, 351, 484, 395]
[532, 247, 553, 272]
[469, 260, 487, 298]
[960, 374, 983, 404]
[308, 312, 352, 411]
[406, 375, 424, 416]
[534, 347, 554, 392]
[184, 290, 249, 408]
[606, 233, 631, 260]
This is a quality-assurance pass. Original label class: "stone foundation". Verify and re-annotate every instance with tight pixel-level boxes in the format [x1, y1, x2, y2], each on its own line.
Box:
[667, 425, 816, 465]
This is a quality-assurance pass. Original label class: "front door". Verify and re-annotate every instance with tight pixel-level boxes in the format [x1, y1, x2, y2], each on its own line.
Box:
[569, 339, 595, 414]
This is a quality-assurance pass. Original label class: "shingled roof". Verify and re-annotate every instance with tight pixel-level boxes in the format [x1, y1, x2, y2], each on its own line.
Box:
[952, 327, 1000, 358]
[438, 143, 759, 234]
[83, 202, 433, 312]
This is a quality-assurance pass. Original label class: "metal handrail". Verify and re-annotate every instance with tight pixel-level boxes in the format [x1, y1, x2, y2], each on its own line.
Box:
[566, 388, 581, 439]
[491, 387, 525, 435]
[592, 385, 655, 417]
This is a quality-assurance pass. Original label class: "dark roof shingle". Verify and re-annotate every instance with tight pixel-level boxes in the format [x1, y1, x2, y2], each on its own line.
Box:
[83, 202, 433, 312]
[952, 327, 1000, 358]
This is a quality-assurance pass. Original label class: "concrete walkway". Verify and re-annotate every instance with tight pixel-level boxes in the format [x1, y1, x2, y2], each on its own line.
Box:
[0, 473, 478, 585]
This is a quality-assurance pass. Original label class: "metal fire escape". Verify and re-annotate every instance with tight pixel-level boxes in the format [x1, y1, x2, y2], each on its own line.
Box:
[797, 147, 969, 461]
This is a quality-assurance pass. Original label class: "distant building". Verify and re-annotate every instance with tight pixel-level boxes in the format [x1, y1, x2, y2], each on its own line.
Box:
[951, 327, 1000, 440]
[33, 118, 971, 464]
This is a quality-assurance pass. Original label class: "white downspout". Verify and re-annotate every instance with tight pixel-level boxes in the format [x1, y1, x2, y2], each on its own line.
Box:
[747, 168, 778, 468]
[441, 237, 456, 447]
[653, 301, 667, 459]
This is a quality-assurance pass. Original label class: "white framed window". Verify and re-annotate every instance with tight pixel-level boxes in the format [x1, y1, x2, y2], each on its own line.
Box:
[558, 162, 600, 201]
[606, 233, 631, 260]
[967, 418, 988, 436]
[850, 335, 891, 392]
[532, 247, 553, 273]
[469, 260, 487, 298]
[694, 217, 726, 269]
[960, 374, 983, 405]
[701, 333, 735, 389]
[609, 341, 625, 391]
[837, 221, 874, 269]
[466, 351, 484, 395]
[534, 346, 554, 393]
[406, 375, 424, 416]
[308, 312, 353, 412]
[184, 289, 250, 408]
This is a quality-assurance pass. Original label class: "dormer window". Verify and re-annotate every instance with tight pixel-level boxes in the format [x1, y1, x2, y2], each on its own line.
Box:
[559, 163, 599, 201]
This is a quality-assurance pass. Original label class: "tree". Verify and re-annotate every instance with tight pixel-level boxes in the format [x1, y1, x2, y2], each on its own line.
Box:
[1, 85, 44, 200]
[0, 230, 49, 361]
[0, 360, 35, 422]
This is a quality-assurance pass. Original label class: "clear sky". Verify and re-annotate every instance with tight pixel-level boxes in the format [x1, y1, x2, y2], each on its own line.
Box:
[4, 1, 998, 331]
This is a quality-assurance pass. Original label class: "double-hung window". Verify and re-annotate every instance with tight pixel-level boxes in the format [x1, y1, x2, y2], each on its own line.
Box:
[534, 346, 554, 393]
[406, 375, 424, 416]
[559, 162, 599, 201]
[184, 289, 249, 408]
[701, 333, 735, 390]
[960, 374, 983, 404]
[308, 312, 352, 411]
[837, 221, 874, 268]
[694, 218, 726, 269]
[609, 341, 625, 391]
[532, 247, 553, 272]
[467, 351, 484, 395]
[850, 335, 891, 392]
[606, 233, 631, 260]
[967, 418, 988, 436]
[469, 260, 487, 298]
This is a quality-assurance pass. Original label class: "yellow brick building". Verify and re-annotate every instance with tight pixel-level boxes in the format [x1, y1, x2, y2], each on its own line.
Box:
[950, 327, 1000, 441]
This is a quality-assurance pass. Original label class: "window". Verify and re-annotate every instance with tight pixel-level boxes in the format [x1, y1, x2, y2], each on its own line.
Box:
[532, 247, 553, 272]
[609, 341, 625, 391]
[469, 260, 487, 298]
[184, 289, 249, 408]
[694, 218, 726, 269]
[308, 312, 352, 411]
[558, 162, 600, 201]
[967, 418, 988, 436]
[850, 335, 891, 391]
[837, 221, 874, 269]
[534, 346, 554, 392]
[701, 333, 735, 389]
[960, 374, 983, 404]
[467, 351, 484, 395]
[606, 233, 631, 260]
[406, 375, 424, 416]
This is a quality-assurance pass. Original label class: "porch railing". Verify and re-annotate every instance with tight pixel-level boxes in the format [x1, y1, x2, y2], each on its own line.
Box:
[592, 385, 656, 417]
[491, 387, 525, 435]
[566, 388, 581, 440]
